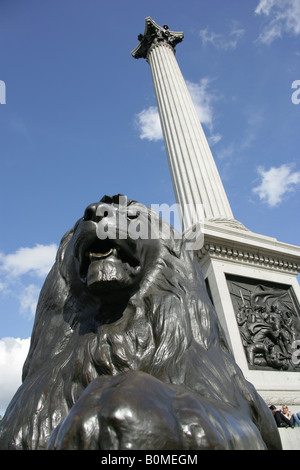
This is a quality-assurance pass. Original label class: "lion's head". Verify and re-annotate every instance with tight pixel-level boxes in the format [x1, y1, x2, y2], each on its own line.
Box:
[0, 195, 281, 450]
[69, 194, 174, 296]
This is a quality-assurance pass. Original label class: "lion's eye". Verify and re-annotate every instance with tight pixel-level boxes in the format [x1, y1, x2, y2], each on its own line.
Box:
[83, 208, 95, 221]
[127, 211, 140, 220]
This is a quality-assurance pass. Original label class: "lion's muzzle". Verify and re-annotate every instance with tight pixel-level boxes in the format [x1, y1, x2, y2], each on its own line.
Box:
[72, 201, 142, 294]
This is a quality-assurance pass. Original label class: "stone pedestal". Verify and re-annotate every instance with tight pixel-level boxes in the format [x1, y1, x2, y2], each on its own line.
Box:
[197, 220, 300, 405]
[278, 426, 300, 450]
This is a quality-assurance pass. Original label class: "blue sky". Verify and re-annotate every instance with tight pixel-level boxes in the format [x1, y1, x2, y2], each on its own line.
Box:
[0, 0, 299, 415]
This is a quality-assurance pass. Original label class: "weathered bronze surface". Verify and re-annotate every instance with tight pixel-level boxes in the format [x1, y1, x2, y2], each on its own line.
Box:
[0, 196, 281, 450]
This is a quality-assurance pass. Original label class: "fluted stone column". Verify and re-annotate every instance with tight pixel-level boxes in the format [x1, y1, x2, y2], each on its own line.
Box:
[132, 17, 233, 229]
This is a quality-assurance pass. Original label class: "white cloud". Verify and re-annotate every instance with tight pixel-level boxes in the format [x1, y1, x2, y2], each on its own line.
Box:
[186, 78, 215, 131]
[0, 243, 57, 319]
[0, 337, 30, 416]
[208, 134, 222, 146]
[215, 108, 264, 179]
[0, 245, 57, 415]
[135, 106, 163, 141]
[10, 116, 30, 142]
[136, 79, 221, 144]
[19, 284, 40, 318]
[253, 164, 300, 206]
[255, 0, 300, 44]
[0, 243, 57, 278]
[199, 23, 245, 50]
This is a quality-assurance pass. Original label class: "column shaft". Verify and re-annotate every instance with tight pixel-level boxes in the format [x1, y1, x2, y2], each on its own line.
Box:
[147, 42, 234, 225]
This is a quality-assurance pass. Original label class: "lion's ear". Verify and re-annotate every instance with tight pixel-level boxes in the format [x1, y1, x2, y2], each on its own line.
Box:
[162, 236, 184, 260]
[172, 237, 184, 258]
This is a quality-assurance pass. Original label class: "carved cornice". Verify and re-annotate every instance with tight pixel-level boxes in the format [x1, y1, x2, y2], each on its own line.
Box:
[197, 243, 300, 274]
[207, 218, 250, 232]
[131, 17, 184, 60]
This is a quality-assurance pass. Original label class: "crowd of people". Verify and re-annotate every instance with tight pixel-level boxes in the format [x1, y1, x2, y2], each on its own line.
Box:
[269, 405, 300, 428]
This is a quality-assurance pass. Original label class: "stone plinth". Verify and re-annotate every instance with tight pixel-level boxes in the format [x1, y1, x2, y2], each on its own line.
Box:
[279, 427, 300, 450]
[196, 220, 300, 405]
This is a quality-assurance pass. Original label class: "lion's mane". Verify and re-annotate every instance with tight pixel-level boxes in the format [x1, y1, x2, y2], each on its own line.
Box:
[0, 197, 280, 450]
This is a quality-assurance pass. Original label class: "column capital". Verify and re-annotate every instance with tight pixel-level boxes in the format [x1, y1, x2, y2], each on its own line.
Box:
[131, 17, 184, 60]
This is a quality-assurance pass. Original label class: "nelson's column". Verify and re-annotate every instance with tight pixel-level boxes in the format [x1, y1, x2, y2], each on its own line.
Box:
[132, 17, 300, 439]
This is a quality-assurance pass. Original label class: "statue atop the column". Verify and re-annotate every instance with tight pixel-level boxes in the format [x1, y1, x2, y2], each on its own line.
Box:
[0, 195, 281, 450]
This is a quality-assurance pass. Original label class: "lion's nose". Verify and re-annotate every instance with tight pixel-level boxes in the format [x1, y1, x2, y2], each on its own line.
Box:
[83, 202, 114, 222]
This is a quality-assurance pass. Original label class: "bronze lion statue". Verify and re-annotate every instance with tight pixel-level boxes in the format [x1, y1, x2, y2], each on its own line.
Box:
[0, 195, 281, 450]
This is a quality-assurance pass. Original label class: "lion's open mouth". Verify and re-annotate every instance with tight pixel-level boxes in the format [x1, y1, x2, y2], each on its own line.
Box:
[89, 248, 114, 261]
[79, 238, 141, 291]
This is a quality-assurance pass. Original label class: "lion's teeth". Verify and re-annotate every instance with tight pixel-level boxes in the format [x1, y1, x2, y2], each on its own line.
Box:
[89, 248, 113, 260]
